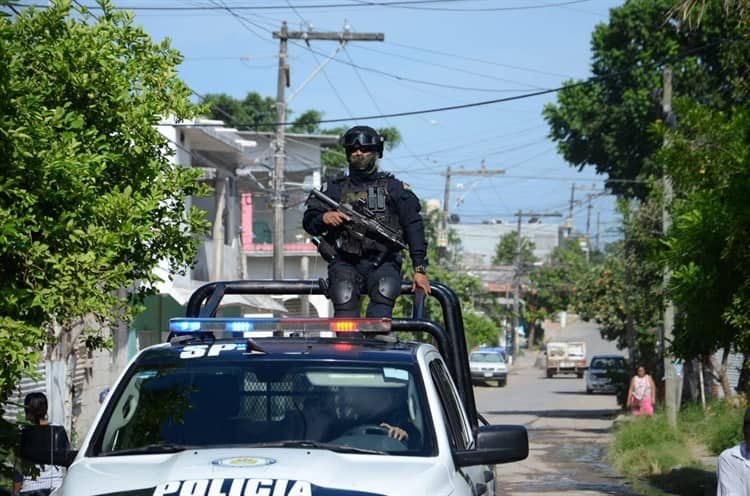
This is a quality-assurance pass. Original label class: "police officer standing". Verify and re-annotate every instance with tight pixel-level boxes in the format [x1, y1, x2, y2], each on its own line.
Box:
[303, 125, 430, 317]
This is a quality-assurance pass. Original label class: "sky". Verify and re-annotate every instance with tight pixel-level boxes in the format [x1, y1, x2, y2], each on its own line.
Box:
[93, 0, 625, 246]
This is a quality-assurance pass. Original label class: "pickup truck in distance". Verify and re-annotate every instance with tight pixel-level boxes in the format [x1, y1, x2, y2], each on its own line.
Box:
[545, 341, 587, 378]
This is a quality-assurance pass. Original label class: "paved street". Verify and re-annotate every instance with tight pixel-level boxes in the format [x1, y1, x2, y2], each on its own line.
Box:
[476, 319, 638, 495]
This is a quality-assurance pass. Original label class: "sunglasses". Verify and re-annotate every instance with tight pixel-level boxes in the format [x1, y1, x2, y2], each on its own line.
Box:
[341, 132, 382, 148]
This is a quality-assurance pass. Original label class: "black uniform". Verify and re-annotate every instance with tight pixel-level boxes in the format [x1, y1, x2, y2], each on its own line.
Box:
[303, 169, 427, 317]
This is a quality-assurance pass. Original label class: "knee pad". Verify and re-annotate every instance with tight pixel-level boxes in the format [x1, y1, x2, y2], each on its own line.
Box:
[368, 274, 401, 306]
[330, 268, 361, 311]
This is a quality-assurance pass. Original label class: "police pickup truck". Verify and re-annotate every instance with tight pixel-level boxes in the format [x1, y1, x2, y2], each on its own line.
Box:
[21, 280, 527, 496]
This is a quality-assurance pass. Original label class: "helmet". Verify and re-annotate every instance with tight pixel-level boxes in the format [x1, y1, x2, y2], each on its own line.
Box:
[340, 126, 385, 158]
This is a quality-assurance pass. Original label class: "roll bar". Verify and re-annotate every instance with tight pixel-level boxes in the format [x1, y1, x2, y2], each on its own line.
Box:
[184, 279, 478, 427]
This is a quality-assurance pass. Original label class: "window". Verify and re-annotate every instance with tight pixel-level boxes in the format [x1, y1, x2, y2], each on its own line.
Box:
[429, 359, 472, 450]
[94, 359, 435, 456]
[470, 352, 504, 364]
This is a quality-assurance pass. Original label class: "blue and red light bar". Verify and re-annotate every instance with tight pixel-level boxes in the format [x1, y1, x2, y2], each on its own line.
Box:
[168, 317, 392, 338]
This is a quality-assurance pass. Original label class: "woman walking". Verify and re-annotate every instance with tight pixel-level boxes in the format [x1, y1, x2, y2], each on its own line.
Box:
[626, 365, 656, 416]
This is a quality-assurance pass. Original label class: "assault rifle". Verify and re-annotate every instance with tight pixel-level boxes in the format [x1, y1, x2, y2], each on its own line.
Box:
[309, 188, 407, 259]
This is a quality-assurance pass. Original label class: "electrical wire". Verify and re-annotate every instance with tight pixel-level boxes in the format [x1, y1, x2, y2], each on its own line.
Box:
[24, 0, 596, 12]
[178, 35, 732, 128]
[349, 43, 547, 90]
[385, 40, 572, 79]
[349, 0, 595, 13]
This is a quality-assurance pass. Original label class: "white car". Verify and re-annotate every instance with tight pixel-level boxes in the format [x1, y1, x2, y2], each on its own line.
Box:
[21, 282, 527, 496]
[470, 350, 508, 387]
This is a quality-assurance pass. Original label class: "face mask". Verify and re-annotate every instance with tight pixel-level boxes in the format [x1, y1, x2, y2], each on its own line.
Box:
[348, 152, 377, 173]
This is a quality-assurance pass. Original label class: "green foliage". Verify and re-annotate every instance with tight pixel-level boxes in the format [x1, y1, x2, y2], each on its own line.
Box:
[0, 0, 208, 475]
[289, 109, 323, 134]
[658, 104, 750, 360]
[462, 310, 501, 351]
[200, 92, 325, 134]
[530, 239, 587, 316]
[492, 231, 536, 267]
[571, 200, 662, 367]
[544, 0, 750, 197]
[201, 92, 276, 131]
[611, 399, 745, 494]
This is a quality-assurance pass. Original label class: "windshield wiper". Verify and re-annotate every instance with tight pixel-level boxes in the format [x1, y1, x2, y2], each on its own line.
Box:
[253, 440, 386, 455]
[102, 443, 190, 456]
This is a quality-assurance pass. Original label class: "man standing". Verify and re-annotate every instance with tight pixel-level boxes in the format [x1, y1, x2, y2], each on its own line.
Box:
[716, 408, 750, 495]
[13, 392, 64, 495]
[303, 125, 430, 317]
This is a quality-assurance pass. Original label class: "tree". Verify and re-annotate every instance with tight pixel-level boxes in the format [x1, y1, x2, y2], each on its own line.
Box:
[200, 93, 326, 135]
[544, 0, 749, 197]
[492, 231, 537, 267]
[572, 199, 662, 372]
[0, 0, 207, 473]
[530, 239, 587, 317]
[656, 103, 750, 396]
[201, 92, 276, 132]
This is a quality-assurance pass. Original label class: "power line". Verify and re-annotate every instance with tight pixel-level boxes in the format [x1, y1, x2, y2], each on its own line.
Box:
[351, 0, 595, 12]
[24, 0, 595, 12]
[174, 36, 731, 128]
[175, 85, 562, 127]
[385, 40, 571, 79]
[342, 46, 432, 170]
[349, 43, 547, 90]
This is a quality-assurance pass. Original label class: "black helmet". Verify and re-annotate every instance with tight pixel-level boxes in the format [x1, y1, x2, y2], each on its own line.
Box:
[340, 126, 385, 158]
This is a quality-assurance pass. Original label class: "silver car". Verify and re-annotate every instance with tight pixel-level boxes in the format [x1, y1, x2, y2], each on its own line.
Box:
[470, 350, 508, 387]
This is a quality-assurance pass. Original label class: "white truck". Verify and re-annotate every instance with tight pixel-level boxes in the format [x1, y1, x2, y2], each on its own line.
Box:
[545, 341, 587, 378]
[20, 280, 528, 496]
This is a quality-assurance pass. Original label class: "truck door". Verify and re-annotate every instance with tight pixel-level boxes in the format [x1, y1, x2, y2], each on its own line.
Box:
[428, 355, 494, 496]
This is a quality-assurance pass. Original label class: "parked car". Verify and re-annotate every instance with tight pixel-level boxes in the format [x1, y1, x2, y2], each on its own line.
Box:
[586, 354, 628, 394]
[470, 350, 508, 387]
[478, 346, 506, 361]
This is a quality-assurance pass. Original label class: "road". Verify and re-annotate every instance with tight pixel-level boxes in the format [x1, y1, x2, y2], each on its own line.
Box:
[476, 319, 638, 495]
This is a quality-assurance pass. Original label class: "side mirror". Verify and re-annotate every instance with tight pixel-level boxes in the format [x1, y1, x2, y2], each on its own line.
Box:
[453, 425, 528, 467]
[20, 424, 77, 467]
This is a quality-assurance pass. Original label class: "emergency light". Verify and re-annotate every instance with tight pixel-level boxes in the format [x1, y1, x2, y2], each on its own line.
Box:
[168, 317, 392, 338]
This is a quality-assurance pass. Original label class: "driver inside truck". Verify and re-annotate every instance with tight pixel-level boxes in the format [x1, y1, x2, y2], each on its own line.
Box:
[339, 388, 418, 446]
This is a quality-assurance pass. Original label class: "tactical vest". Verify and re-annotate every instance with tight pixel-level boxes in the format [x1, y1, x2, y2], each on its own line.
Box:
[335, 174, 403, 257]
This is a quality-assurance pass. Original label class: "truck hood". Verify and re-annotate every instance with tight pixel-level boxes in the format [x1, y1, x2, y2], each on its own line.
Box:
[59, 448, 452, 496]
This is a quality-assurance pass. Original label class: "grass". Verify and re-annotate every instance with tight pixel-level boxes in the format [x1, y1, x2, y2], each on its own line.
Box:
[610, 398, 747, 496]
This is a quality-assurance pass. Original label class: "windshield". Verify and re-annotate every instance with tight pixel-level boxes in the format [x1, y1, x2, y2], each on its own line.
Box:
[470, 352, 504, 364]
[93, 358, 434, 457]
[591, 357, 625, 369]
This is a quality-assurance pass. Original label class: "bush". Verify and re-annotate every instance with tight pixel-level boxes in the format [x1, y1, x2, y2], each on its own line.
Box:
[680, 399, 746, 455]
[611, 415, 695, 476]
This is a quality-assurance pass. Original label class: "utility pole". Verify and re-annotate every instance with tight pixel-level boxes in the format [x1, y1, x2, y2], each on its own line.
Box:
[623, 200, 636, 368]
[567, 183, 593, 239]
[585, 193, 593, 262]
[438, 165, 452, 255]
[596, 211, 600, 252]
[567, 183, 575, 236]
[512, 210, 562, 361]
[439, 162, 505, 259]
[662, 66, 679, 427]
[271, 23, 384, 279]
